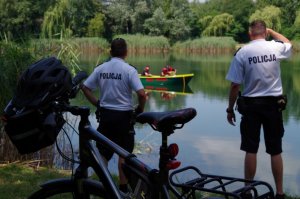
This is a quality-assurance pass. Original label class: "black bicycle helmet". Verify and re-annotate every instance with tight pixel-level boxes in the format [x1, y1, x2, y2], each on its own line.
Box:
[2, 57, 72, 154]
[12, 57, 72, 108]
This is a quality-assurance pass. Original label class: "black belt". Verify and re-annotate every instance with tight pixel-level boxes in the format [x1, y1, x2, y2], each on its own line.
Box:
[99, 107, 132, 114]
[241, 96, 282, 104]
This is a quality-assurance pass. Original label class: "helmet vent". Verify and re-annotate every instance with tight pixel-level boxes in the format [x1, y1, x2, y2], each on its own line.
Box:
[50, 68, 62, 77]
[31, 70, 44, 79]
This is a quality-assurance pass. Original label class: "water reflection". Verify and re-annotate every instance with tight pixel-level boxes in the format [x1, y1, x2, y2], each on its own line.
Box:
[145, 85, 193, 101]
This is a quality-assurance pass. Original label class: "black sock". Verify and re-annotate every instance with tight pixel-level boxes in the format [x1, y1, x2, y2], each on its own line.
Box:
[119, 184, 128, 193]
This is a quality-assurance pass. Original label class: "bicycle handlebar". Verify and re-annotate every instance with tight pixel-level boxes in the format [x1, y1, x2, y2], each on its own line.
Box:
[69, 71, 88, 99]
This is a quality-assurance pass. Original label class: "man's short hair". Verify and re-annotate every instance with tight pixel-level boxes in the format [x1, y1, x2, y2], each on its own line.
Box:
[110, 38, 127, 57]
[249, 20, 267, 36]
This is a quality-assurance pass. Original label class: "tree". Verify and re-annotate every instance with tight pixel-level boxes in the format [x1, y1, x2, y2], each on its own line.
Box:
[143, 7, 169, 36]
[255, 0, 300, 40]
[0, 0, 33, 39]
[202, 13, 235, 37]
[103, 0, 133, 35]
[69, 0, 102, 37]
[41, 0, 72, 38]
[167, 0, 193, 41]
[87, 13, 105, 37]
[131, 1, 152, 33]
[168, 18, 191, 41]
[249, 6, 282, 31]
[41, 0, 101, 38]
[255, 0, 300, 27]
[293, 10, 300, 39]
[191, 0, 254, 42]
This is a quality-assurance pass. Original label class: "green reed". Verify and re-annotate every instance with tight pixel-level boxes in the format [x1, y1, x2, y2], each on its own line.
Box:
[172, 36, 237, 54]
[114, 34, 170, 53]
[292, 40, 300, 52]
[29, 37, 109, 56]
[0, 41, 34, 113]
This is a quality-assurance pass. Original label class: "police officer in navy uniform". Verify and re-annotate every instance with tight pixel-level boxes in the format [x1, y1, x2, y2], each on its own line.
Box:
[226, 20, 292, 199]
[81, 38, 147, 193]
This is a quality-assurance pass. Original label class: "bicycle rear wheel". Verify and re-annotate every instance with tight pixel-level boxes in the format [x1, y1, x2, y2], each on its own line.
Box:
[28, 178, 106, 199]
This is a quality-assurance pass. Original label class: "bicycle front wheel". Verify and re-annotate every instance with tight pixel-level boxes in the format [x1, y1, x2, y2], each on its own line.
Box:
[28, 178, 106, 199]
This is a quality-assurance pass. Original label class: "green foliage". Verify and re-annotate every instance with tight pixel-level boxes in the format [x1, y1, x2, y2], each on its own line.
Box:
[191, 0, 254, 42]
[249, 6, 282, 31]
[255, 0, 300, 26]
[41, 0, 72, 38]
[291, 40, 300, 52]
[293, 10, 300, 40]
[87, 13, 105, 37]
[167, 0, 193, 41]
[3, 0, 300, 44]
[114, 34, 170, 53]
[172, 36, 237, 54]
[202, 13, 235, 37]
[0, 0, 32, 39]
[199, 16, 213, 30]
[130, 1, 152, 33]
[103, 0, 133, 34]
[144, 7, 169, 36]
[28, 37, 109, 74]
[41, 0, 101, 38]
[69, 0, 102, 37]
[0, 41, 34, 111]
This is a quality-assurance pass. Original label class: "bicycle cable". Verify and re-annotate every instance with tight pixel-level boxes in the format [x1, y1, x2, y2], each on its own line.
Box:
[55, 120, 81, 180]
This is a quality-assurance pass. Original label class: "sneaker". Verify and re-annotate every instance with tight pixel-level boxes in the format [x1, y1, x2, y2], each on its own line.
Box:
[275, 194, 285, 199]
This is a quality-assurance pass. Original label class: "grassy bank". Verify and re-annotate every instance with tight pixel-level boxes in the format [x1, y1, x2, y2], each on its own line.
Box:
[172, 36, 237, 54]
[0, 164, 299, 199]
[0, 163, 70, 198]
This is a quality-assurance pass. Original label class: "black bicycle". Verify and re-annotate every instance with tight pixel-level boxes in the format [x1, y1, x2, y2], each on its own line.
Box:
[5, 71, 274, 199]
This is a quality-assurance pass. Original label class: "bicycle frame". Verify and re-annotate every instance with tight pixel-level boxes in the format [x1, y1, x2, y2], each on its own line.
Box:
[32, 103, 274, 199]
[59, 105, 181, 199]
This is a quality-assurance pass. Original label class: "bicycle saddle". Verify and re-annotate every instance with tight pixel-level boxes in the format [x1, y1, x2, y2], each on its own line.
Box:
[136, 108, 197, 133]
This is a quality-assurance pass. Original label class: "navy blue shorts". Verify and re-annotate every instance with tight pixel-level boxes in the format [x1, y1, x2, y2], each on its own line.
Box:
[240, 100, 284, 155]
[96, 108, 135, 161]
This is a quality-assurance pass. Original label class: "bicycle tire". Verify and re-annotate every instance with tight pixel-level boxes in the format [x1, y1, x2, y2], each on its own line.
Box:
[28, 178, 106, 199]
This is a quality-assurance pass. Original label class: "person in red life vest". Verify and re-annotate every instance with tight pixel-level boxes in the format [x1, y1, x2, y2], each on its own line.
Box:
[166, 65, 176, 75]
[142, 66, 151, 76]
[161, 65, 176, 76]
[161, 67, 168, 76]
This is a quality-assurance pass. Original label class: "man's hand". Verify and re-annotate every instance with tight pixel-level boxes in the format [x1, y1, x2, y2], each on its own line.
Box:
[226, 108, 236, 126]
[266, 28, 291, 44]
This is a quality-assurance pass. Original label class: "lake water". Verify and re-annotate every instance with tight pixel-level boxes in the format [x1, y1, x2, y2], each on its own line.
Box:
[75, 52, 300, 195]
[1, 51, 299, 195]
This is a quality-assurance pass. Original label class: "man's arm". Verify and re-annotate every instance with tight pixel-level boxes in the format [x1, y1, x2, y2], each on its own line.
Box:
[227, 82, 240, 126]
[267, 28, 291, 44]
[135, 89, 147, 114]
[81, 85, 98, 107]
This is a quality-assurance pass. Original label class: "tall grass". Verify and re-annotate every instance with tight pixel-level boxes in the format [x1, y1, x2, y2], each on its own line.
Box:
[291, 40, 300, 52]
[29, 37, 109, 56]
[172, 36, 237, 54]
[114, 34, 170, 54]
[0, 41, 34, 113]
[28, 37, 109, 74]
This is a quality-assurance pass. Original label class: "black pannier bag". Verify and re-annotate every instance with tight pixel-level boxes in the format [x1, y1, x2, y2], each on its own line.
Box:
[4, 104, 65, 154]
[2, 57, 72, 154]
